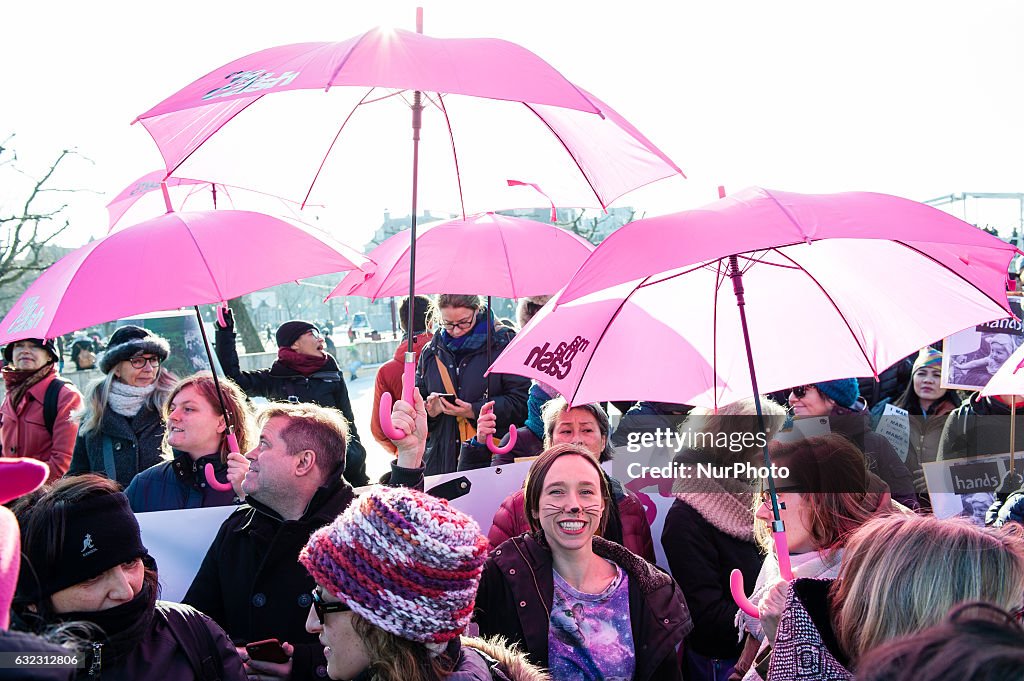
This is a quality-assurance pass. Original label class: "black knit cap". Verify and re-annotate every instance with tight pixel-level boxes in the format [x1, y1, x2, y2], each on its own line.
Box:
[3, 338, 59, 364]
[17, 492, 148, 602]
[98, 325, 171, 374]
[276, 320, 318, 348]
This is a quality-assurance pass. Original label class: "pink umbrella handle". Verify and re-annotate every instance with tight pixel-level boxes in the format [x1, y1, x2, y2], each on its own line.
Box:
[774, 530, 794, 581]
[204, 432, 240, 493]
[204, 463, 234, 492]
[487, 424, 517, 455]
[216, 302, 229, 328]
[379, 357, 417, 441]
[730, 530, 794, 617]
[730, 569, 760, 617]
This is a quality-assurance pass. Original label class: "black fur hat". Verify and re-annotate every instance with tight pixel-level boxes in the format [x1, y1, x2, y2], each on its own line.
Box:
[98, 325, 170, 374]
[2, 338, 59, 364]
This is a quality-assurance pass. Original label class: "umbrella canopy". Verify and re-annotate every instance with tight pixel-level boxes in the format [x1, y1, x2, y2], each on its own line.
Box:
[0, 210, 372, 344]
[107, 170, 314, 232]
[328, 212, 595, 300]
[487, 187, 1018, 409]
[132, 26, 684, 218]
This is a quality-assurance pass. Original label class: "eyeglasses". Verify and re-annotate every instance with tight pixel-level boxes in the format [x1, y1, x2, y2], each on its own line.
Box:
[305, 329, 323, 339]
[440, 315, 475, 331]
[127, 356, 161, 369]
[790, 385, 817, 399]
[311, 588, 350, 624]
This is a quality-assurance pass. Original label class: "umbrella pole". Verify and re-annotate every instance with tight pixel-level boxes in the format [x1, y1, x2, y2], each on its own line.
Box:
[486, 295, 493, 399]
[1012, 398, 1017, 474]
[194, 305, 240, 494]
[726, 255, 793, 580]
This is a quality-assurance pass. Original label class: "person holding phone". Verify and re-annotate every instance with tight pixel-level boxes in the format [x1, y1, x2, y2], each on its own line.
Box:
[416, 294, 529, 475]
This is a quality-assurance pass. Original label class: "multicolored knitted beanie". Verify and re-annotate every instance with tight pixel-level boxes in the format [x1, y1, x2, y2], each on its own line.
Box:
[299, 486, 489, 644]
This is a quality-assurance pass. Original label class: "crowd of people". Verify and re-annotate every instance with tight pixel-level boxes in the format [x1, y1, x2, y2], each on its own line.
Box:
[2, 295, 1024, 680]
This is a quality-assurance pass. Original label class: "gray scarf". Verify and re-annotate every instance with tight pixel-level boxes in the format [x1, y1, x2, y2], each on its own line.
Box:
[108, 380, 156, 417]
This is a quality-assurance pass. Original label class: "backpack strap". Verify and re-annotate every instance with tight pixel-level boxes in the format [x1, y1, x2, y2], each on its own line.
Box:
[43, 377, 72, 436]
[159, 603, 223, 681]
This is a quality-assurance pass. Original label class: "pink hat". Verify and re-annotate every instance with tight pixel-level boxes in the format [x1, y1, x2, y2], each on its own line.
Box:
[0, 458, 48, 630]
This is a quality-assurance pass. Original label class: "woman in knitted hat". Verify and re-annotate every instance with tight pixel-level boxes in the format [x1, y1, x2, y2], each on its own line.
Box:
[474, 443, 692, 681]
[871, 347, 961, 499]
[10, 474, 245, 680]
[787, 378, 917, 508]
[125, 372, 255, 512]
[299, 486, 548, 681]
[732, 434, 898, 681]
[66, 325, 177, 489]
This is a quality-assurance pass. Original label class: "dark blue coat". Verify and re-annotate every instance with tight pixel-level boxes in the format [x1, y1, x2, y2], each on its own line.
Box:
[125, 450, 238, 512]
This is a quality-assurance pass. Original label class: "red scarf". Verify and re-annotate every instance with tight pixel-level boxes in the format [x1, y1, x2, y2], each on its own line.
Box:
[2, 362, 56, 408]
[277, 347, 329, 376]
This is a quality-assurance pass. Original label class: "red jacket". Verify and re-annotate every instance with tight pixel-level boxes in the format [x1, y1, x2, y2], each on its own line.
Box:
[0, 373, 83, 482]
[371, 332, 432, 455]
[488, 481, 656, 562]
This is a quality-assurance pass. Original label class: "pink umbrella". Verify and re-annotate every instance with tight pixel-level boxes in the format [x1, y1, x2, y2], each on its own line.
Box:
[330, 211, 595, 453]
[486, 186, 1018, 610]
[132, 13, 684, 441]
[329, 212, 594, 300]
[0, 209, 371, 489]
[0, 209, 372, 345]
[107, 170, 316, 232]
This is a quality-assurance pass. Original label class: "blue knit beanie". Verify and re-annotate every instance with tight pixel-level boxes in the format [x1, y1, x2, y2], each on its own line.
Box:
[814, 378, 860, 409]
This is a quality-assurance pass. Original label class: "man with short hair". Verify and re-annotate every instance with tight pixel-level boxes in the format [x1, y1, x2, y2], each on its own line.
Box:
[183, 401, 424, 681]
[215, 309, 368, 486]
[0, 338, 83, 481]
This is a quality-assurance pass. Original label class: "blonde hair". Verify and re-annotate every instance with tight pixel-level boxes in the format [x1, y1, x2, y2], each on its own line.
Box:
[679, 397, 788, 468]
[75, 367, 178, 436]
[833, 514, 1024, 665]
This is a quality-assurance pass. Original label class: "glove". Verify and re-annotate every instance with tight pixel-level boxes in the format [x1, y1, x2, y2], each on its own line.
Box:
[216, 305, 235, 331]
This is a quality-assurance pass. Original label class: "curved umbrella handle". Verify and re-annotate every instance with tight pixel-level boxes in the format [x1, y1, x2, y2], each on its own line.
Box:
[204, 432, 240, 493]
[730, 527, 795, 617]
[486, 424, 517, 455]
[216, 302, 229, 328]
[730, 569, 760, 617]
[379, 356, 417, 441]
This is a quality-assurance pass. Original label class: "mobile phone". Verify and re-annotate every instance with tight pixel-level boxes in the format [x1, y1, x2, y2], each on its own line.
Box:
[438, 393, 459, 405]
[246, 638, 289, 664]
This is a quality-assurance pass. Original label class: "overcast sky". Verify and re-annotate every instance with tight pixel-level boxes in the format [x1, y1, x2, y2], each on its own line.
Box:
[5, 0, 1024, 249]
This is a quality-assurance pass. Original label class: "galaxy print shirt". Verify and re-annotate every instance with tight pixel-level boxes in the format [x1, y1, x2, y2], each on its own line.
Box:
[548, 561, 635, 681]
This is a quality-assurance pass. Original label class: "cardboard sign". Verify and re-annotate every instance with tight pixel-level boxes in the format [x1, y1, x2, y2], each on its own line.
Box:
[875, 404, 910, 462]
[942, 297, 1024, 390]
[921, 452, 1024, 526]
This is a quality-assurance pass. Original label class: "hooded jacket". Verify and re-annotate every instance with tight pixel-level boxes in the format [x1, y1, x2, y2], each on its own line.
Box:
[416, 323, 530, 476]
[125, 450, 238, 512]
[936, 394, 1024, 461]
[215, 325, 368, 486]
[474, 533, 692, 681]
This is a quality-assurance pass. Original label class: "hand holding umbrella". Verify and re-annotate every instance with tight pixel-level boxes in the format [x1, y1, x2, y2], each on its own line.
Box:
[387, 372, 428, 471]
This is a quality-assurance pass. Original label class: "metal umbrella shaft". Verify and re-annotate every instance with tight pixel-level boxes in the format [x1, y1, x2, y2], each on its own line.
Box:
[193, 305, 240, 493]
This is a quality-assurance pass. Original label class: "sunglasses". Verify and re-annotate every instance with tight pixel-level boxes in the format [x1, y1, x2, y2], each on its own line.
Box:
[311, 588, 350, 624]
[127, 356, 161, 369]
[790, 385, 817, 399]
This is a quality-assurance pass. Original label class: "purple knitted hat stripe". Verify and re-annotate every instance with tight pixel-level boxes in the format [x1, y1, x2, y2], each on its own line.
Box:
[299, 486, 488, 643]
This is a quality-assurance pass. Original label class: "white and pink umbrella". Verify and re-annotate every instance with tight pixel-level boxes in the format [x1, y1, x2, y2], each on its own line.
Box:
[132, 13, 684, 441]
[486, 186, 1018, 610]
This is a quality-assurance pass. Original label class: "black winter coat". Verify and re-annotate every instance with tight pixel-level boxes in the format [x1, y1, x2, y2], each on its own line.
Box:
[182, 462, 424, 681]
[937, 394, 1024, 461]
[215, 326, 368, 486]
[125, 451, 238, 512]
[661, 499, 761, 660]
[474, 533, 692, 681]
[67, 405, 165, 489]
[416, 325, 530, 475]
[0, 630, 76, 681]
